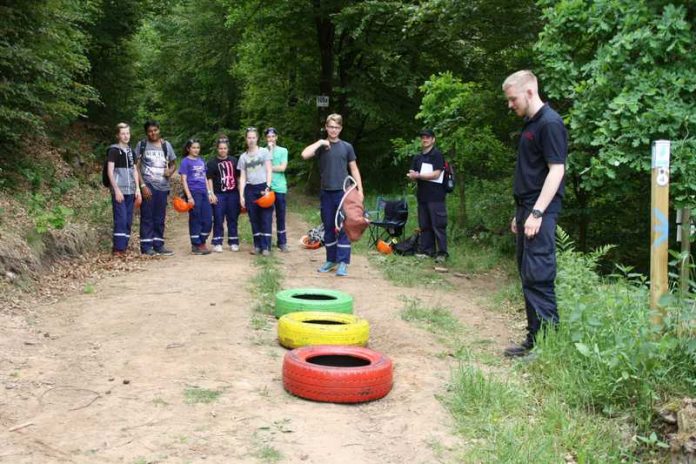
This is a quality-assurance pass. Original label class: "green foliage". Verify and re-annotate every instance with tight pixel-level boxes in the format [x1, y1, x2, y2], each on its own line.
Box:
[0, 1, 98, 159]
[536, 1, 696, 208]
[528, 230, 696, 429]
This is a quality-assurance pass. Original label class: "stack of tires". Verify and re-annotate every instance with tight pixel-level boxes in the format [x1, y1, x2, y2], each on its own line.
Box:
[275, 288, 393, 403]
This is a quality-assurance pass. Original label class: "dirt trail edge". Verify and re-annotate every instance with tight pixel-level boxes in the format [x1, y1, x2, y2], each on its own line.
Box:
[1, 211, 513, 464]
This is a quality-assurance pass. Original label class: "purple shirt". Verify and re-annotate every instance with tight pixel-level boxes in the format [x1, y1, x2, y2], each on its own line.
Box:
[178, 156, 207, 193]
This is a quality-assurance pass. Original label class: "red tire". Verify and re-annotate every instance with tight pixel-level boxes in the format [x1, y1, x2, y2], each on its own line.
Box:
[283, 345, 393, 403]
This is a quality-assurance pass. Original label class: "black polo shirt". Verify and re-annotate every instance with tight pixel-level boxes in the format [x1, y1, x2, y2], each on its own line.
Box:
[411, 147, 445, 202]
[513, 104, 567, 214]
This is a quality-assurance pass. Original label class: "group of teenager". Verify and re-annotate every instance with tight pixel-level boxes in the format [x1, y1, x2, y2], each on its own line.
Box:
[106, 113, 371, 277]
[105, 121, 289, 258]
[106, 69, 568, 358]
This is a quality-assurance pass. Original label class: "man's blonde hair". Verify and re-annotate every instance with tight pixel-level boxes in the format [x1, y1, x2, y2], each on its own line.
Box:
[115, 122, 130, 135]
[325, 113, 343, 126]
[502, 70, 538, 92]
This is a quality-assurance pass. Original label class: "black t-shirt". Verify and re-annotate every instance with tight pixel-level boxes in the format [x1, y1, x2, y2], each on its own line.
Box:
[411, 147, 446, 202]
[316, 140, 357, 191]
[206, 156, 239, 194]
[513, 104, 567, 213]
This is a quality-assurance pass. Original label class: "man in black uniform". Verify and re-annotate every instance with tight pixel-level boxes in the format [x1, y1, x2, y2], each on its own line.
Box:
[407, 129, 448, 263]
[502, 70, 567, 358]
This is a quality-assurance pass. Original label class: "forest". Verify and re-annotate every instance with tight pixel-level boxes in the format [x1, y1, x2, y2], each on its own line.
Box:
[1, 2, 695, 461]
[1, 0, 694, 268]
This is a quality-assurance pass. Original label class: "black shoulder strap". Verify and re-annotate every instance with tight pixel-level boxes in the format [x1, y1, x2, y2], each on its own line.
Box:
[161, 139, 168, 158]
[138, 139, 146, 157]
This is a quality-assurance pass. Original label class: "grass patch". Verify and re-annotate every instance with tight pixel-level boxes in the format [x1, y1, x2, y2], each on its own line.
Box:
[401, 296, 461, 333]
[447, 364, 629, 462]
[184, 386, 221, 404]
[254, 445, 282, 463]
[250, 255, 283, 315]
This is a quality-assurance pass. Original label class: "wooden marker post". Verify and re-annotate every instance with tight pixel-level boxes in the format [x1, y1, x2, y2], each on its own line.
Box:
[650, 140, 670, 326]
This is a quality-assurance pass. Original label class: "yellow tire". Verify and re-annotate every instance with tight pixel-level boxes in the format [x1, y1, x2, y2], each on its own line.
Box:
[277, 311, 370, 349]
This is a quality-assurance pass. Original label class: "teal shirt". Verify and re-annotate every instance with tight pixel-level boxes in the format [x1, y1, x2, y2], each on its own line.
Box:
[270, 145, 288, 193]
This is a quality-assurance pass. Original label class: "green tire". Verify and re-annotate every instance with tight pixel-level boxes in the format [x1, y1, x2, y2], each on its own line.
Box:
[274, 288, 353, 317]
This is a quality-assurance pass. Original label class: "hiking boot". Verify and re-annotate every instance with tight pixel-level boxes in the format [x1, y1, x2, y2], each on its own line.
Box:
[142, 248, 157, 257]
[229, 244, 240, 252]
[249, 248, 261, 255]
[192, 244, 211, 255]
[261, 249, 270, 257]
[212, 244, 223, 253]
[155, 247, 175, 256]
[318, 261, 337, 273]
[112, 250, 126, 257]
[336, 262, 348, 277]
[279, 244, 289, 253]
[503, 339, 534, 358]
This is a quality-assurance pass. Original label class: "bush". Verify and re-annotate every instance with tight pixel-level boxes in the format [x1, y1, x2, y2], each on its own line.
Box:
[528, 230, 696, 430]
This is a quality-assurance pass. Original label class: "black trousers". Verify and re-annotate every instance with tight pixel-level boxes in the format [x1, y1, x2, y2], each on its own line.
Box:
[515, 206, 560, 342]
[417, 201, 448, 256]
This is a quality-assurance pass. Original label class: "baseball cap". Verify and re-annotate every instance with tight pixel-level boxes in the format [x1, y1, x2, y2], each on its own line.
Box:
[419, 129, 435, 137]
[264, 127, 278, 136]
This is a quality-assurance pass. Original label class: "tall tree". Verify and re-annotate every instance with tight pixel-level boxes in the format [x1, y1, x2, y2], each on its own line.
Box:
[0, 0, 97, 160]
[536, 0, 696, 254]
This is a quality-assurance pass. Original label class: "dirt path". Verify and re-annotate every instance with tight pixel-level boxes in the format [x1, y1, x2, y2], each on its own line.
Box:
[0, 210, 513, 463]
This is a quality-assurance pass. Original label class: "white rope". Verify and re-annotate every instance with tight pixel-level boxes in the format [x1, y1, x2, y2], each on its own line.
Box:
[334, 176, 358, 233]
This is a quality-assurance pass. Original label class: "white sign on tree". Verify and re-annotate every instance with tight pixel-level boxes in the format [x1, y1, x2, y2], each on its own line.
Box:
[316, 96, 329, 108]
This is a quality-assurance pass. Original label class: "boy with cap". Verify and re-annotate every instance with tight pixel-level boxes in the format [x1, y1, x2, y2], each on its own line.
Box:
[266, 127, 289, 252]
[407, 129, 448, 263]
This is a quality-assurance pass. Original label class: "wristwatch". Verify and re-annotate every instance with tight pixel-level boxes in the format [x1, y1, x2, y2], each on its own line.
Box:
[531, 209, 544, 219]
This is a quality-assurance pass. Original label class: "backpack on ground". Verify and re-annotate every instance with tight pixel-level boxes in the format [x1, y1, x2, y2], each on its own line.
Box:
[443, 160, 455, 194]
[393, 230, 420, 256]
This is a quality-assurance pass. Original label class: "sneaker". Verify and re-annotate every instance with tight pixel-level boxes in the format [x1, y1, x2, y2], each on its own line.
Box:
[249, 248, 261, 255]
[279, 244, 289, 253]
[112, 250, 126, 257]
[336, 262, 348, 277]
[503, 340, 534, 358]
[154, 247, 175, 256]
[192, 244, 211, 255]
[414, 253, 429, 259]
[261, 249, 270, 257]
[317, 261, 337, 273]
[212, 244, 223, 253]
[229, 244, 240, 252]
[142, 248, 157, 257]
[435, 255, 447, 264]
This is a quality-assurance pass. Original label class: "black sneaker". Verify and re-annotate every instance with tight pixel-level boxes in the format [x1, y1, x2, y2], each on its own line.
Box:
[142, 249, 157, 257]
[503, 339, 534, 358]
[154, 247, 175, 256]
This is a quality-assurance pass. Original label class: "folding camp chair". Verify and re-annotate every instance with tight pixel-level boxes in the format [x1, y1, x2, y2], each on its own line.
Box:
[366, 196, 408, 248]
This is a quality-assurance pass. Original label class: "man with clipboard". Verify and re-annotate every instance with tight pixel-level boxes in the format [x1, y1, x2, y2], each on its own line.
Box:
[407, 129, 448, 263]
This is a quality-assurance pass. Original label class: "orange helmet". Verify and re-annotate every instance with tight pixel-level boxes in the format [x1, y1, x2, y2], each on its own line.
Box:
[172, 196, 192, 213]
[300, 235, 321, 250]
[254, 190, 276, 208]
[376, 239, 393, 255]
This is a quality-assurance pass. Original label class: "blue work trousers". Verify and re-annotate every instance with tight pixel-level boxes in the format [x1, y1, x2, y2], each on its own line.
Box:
[246, 183, 273, 251]
[320, 189, 351, 264]
[188, 190, 212, 246]
[212, 190, 240, 246]
[274, 192, 287, 247]
[140, 185, 169, 252]
[515, 206, 560, 341]
[112, 194, 135, 252]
